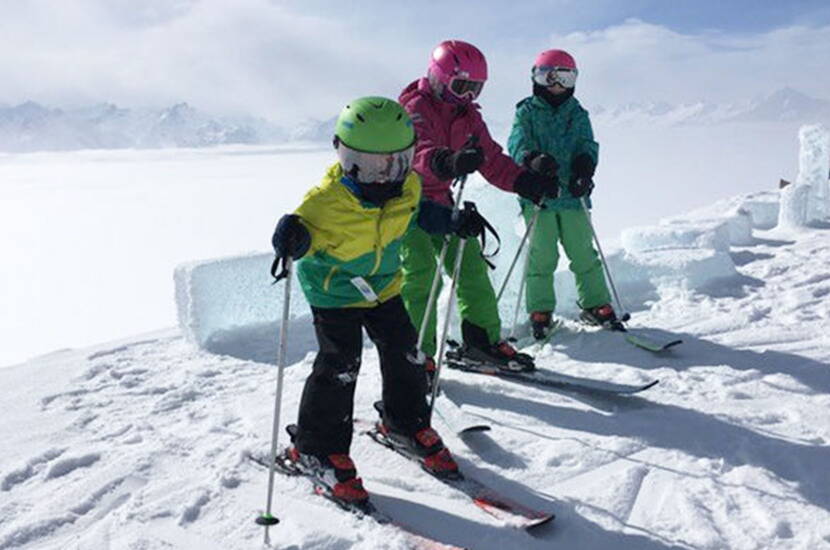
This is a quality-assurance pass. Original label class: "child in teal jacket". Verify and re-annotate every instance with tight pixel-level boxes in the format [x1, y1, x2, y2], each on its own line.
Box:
[507, 49, 616, 339]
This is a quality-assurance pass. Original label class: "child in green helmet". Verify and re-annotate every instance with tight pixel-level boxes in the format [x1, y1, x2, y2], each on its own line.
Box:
[270, 97, 466, 506]
[508, 49, 615, 339]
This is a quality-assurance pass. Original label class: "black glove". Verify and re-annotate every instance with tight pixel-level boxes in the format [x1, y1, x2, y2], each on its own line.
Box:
[432, 146, 485, 179]
[569, 153, 596, 198]
[514, 170, 559, 204]
[523, 151, 559, 180]
[572, 153, 595, 178]
[568, 177, 594, 198]
[270, 214, 310, 280]
[272, 214, 310, 259]
[452, 202, 486, 238]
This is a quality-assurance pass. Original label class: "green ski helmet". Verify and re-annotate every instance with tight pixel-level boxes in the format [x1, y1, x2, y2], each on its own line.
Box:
[334, 96, 416, 184]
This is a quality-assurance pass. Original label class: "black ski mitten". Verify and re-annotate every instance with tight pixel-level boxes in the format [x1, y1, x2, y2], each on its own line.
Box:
[514, 170, 558, 204]
[272, 214, 310, 260]
[523, 151, 559, 180]
[431, 145, 485, 179]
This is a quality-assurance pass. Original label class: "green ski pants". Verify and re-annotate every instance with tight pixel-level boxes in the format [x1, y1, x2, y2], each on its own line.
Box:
[401, 226, 501, 358]
[522, 204, 611, 314]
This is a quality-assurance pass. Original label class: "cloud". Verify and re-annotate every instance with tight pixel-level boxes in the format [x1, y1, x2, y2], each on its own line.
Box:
[2, 4, 829, 124]
[0, 0, 418, 122]
[537, 19, 830, 107]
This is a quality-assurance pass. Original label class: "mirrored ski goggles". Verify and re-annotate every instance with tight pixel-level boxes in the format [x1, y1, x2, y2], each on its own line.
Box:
[448, 77, 485, 100]
[337, 142, 415, 184]
[532, 66, 578, 89]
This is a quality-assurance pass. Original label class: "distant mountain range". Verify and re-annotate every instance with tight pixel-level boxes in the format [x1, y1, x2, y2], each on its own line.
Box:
[0, 102, 287, 152]
[2, 88, 828, 152]
[590, 87, 830, 126]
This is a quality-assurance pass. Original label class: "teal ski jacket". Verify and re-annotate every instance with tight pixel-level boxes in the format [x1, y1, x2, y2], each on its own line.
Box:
[507, 95, 599, 211]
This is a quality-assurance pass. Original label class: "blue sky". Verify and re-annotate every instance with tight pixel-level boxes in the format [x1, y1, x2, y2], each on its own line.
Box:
[2, 1, 830, 122]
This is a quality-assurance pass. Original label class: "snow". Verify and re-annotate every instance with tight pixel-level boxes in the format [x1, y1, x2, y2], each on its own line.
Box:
[4, 114, 830, 549]
[797, 124, 830, 224]
[0, 145, 325, 367]
[3, 181, 830, 548]
[778, 124, 830, 230]
[174, 252, 316, 364]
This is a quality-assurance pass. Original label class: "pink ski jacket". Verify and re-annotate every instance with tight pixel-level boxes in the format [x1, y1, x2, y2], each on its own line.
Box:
[399, 78, 524, 206]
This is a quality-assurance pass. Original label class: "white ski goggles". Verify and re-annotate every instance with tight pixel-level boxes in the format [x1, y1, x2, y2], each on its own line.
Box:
[336, 141, 415, 184]
[448, 77, 485, 100]
[532, 66, 578, 89]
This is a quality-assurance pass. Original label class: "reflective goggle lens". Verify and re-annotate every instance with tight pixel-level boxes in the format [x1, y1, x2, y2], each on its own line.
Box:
[449, 78, 485, 99]
[337, 142, 415, 184]
[532, 66, 578, 88]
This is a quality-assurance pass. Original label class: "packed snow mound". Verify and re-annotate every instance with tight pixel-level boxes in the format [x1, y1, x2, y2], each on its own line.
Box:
[176, 189, 783, 354]
[174, 253, 316, 364]
[622, 220, 733, 253]
[779, 124, 830, 229]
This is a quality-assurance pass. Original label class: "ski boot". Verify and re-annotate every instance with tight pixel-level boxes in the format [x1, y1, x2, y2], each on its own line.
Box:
[284, 425, 369, 504]
[464, 340, 535, 372]
[376, 422, 460, 479]
[371, 401, 458, 478]
[580, 304, 623, 330]
[460, 320, 535, 372]
[286, 446, 370, 504]
[530, 311, 553, 341]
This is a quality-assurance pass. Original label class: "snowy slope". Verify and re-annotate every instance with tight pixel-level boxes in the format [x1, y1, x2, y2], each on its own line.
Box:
[2, 205, 830, 549]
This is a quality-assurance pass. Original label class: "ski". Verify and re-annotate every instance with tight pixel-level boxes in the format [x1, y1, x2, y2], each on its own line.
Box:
[623, 331, 683, 352]
[509, 318, 563, 349]
[433, 393, 491, 435]
[363, 404, 554, 531]
[247, 450, 464, 550]
[445, 343, 658, 395]
[580, 317, 683, 353]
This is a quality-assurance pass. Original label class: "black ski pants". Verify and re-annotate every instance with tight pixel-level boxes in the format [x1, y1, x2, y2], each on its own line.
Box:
[294, 295, 430, 457]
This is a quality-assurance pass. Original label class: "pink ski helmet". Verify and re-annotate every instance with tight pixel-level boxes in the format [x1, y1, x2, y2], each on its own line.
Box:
[427, 40, 488, 104]
[532, 49, 578, 88]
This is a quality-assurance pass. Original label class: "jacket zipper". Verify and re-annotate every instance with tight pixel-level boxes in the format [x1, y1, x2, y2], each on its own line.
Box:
[369, 206, 385, 276]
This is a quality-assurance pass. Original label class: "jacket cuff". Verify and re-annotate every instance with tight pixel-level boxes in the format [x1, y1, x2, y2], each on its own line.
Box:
[417, 199, 454, 234]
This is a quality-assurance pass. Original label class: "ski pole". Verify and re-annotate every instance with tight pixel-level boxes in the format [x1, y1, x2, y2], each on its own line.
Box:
[255, 256, 293, 544]
[580, 197, 630, 322]
[497, 203, 542, 302]
[428, 234, 466, 420]
[508, 205, 541, 340]
[416, 175, 468, 351]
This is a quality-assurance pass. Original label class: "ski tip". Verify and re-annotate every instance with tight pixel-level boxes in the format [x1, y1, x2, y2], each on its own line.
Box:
[255, 513, 280, 526]
[641, 379, 660, 391]
[459, 425, 491, 434]
[525, 513, 556, 532]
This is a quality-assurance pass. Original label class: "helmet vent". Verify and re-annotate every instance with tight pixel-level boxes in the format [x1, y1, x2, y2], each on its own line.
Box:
[356, 113, 366, 123]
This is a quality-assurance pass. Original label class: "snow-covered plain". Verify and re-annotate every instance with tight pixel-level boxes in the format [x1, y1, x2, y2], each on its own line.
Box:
[0, 145, 323, 367]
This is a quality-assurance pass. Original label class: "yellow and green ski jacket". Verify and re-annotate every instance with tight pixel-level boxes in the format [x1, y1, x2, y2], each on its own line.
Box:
[294, 163, 421, 308]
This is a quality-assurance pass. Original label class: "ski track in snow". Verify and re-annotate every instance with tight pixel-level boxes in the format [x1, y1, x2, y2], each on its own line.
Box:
[1, 229, 830, 548]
